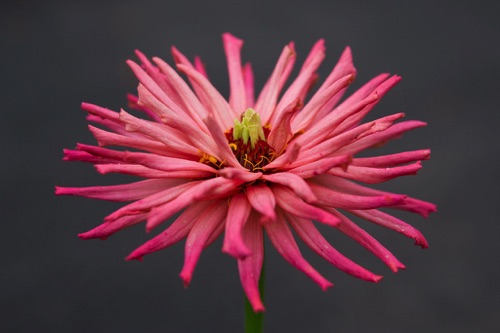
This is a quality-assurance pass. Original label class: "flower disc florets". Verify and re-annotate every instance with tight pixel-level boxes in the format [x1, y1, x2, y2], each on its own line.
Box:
[226, 108, 276, 172]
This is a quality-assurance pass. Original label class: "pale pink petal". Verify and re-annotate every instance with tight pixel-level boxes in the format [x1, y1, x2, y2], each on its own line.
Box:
[351, 209, 428, 248]
[237, 212, 265, 312]
[272, 185, 340, 227]
[287, 214, 382, 282]
[265, 210, 333, 291]
[351, 149, 431, 167]
[325, 208, 406, 272]
[176, 63, 236, 130]
[127, 93, 162, 122]
[255, 43, 296, 124]
[222, 193, 252, 258]
[55, 179, 185, 202]
[242, 63, 255, 108]
[218, 167, 262, 183]
[152, 56, 209, 128]
[262, 172, 317, 203]
[223, 33, 247, 114]
[179, 200, 228, 286]
[328, 161, 422, 184]
[126, 201, 214, 261]
[245, 184, 276, 223]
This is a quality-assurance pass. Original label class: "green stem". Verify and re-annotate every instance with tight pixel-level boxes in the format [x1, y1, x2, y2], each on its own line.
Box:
[244, 264, 265, 333]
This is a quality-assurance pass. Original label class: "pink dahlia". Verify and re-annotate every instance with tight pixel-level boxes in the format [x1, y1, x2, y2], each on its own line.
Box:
[56, 33, 436, 312]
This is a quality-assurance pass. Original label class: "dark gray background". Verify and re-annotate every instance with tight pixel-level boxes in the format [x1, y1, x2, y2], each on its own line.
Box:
[1, 0, 499, 332]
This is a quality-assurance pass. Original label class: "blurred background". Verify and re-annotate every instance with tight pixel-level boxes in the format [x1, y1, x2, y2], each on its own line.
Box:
[1, 0, 499, 332]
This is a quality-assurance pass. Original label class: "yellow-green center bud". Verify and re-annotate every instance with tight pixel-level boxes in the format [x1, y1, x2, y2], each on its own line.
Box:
[233, 108, 266, 148]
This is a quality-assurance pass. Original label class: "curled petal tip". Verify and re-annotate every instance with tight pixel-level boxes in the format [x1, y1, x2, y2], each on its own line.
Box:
[179, 272, 192, 288]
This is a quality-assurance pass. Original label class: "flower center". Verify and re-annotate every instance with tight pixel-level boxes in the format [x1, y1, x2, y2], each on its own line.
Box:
[226, 108, 276, 172]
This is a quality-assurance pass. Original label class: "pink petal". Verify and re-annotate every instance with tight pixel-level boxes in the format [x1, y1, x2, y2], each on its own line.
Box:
[255, 43, 296, 124]
[152, 56, 209, 129]
[314, 175, 437, 218]
[272, 185, 340, 227]
[146, 177, 241, 231]
[218, 167, 262, 183]
[222, 193, 252, 258]
[328, 161, 423, 184]
[262, 172, 317, 203]
[79, 213, 148, 240]
[176, 63, 236, 130]
[243, 63, 255, 108]
[291, 73, 354, 132]
[330, 75, 402, 135]
[325, 208, 406, 272]
[351, 149, 431, 167]
[289, 113, 405, 168]
[237, 212, 265, 312]
[104, 182, 199, 222]
[179, 200, 228, 286]
[336, 120, 427, 156]
[308, 181, 407, 210]
[245, 184, 276, 223]
[223, 33, 247, 114]
[351, 209, 428, 248]
[287, 214, 382, 282]
[267, 98, 302, 154]
[265, 210, 333, 291]
[273, 39, 325, 125]
[126, 200, 214, 261]
[95, 164, 211, 179]
[55, 179, 185, 202]
[285, 154, 351, 178]
[203, 116, 244, 169]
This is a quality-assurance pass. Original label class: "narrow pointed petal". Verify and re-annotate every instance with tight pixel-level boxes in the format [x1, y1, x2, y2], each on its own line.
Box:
[243, 63, 255, 107]
[255, 43, 296, 123]
[55, 179, 185, 202]
[351, 149, 431, 167]
[203, 116, 244, 168]
[328, 161, 423, 184]
[126, 200, 214, 261]
[265, 211, 333, 291]
[286, 154, 351, 178]
[223, 33, 247, 113]
[273, 39, 325, 124]
[272, 185, 340, 227]
[351, 209, 429, 248]
[337, 120, 427, 156]
[325, 208, 406, 272]
[222, 193, 252, 258]
[287, 215, 382, 282]
[309, 181, 406, 210]
[176, 63, 236, 129]
[245, 184, 276, 223]
[146, 177, 241, 231]
[238, 212, 265, 312]
[179, 200, 227, 287]
[79, 213, 148, 240]
[262, 172, 317, 203]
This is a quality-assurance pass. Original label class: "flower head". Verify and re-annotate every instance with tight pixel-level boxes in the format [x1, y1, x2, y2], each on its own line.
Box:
[56, 33, 436, 312]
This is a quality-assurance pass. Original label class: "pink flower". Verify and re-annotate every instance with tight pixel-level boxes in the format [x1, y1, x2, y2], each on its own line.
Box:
[56, 33, 436, 312]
